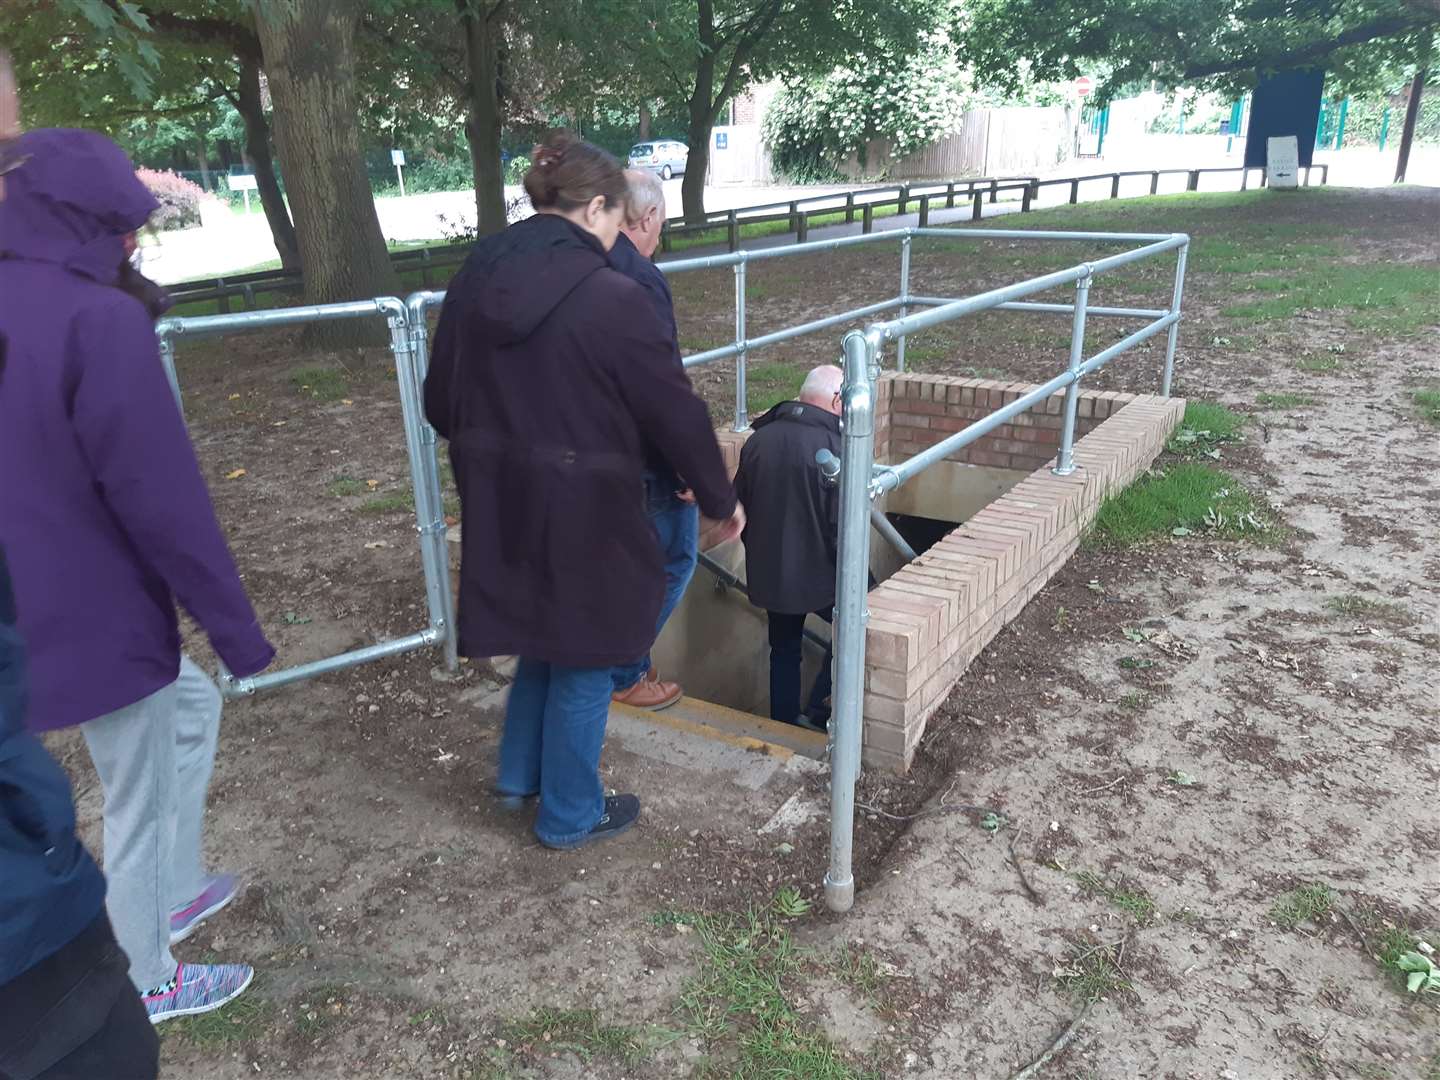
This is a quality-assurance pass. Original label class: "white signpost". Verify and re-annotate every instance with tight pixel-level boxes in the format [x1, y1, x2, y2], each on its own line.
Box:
[1266, 135, 1299, 189]
[391, 149, 407, 198]
[230, 172, 258, 214]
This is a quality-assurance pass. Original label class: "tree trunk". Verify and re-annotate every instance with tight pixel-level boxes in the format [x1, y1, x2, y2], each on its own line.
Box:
[1394, 67, 1427, 183]
[681, 52, 717, 223]
[235, 54, 300, 271]
[252, 0, 399, 345]
[638, 101, 650, 140]
[196, 138, 211, 189]
[460, 0, 507, 237]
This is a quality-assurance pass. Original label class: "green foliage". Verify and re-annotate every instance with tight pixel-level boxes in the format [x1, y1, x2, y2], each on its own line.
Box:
[1092, 464, 1272, 546]
[290, 366, 350, 402]
[1414, 388, 1440, 427]
[763, 27, 968, 181]
[500, 1007, 653, 1065]
[1073, 870, 1157, 925]
[1166, 401, 1246, 460]
[1269, 883, 1334, 930]
[1223, 265, 1440, 334]
[1054, 937, 1133, 1003]
[959, 0, 1440, 104]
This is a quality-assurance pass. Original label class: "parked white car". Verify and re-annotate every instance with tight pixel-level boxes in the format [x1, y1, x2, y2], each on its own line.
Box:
[628, 141, 689, 180]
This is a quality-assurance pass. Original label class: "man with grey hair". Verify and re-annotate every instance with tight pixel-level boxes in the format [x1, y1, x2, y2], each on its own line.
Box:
[606, 167, 699, 710]
[734, 365, 845, 730]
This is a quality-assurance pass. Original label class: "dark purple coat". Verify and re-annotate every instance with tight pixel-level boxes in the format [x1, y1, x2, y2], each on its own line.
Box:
[0, 130, 274, 731]
[424, 214, 736, 667]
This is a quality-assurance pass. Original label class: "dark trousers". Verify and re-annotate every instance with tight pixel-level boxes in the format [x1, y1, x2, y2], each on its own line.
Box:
[0, 914, 158, 1080]
[766, 608, 833, 726]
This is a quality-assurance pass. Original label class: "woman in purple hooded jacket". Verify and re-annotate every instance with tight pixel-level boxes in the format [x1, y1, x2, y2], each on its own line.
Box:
[0, 121, 274, 1025]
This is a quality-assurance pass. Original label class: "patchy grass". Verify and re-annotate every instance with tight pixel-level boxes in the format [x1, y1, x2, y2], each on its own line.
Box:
[1297, 354, 1342, 373]
[359, 492, 415, 514]
[1054, 937, 1134, 1003]
[293, 987, 349, 1040]
[675, 908, 878, 1080]
[1322, 593, 1413, 626]
[1073, 870, 1157, 925]
[1117, 691, 1151, 713]
[1166, 400, 1246, 460]
[1414, 388, 1440, 427]
[829, 941, 886, 1008]
[291, 365, 351, 402]
[327, 475, 366, 498]
[745, 360, 806, 416]
[162, 991, 276, 1047]
[500, 1007, 655, 1066]
[1091, 463, 1273, 546]
[1222, 265, 1440, 333]
[1269, 883, 1334, 931]
[1256, 391, 1317, 409]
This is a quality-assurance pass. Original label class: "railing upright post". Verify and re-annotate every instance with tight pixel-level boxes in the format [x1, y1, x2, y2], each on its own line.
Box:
[1151, 171, 1160, 195]
[798, 209, 809, 243]
[989, 178, 999, 203]
[946, 181, 956, 209]
[897, 183, 909, 216]
[1069, 178, 1080, 204]
[733, 259, 749, 431]
[971, 189, 983, 221]
[1052, 273, 1092, 476]
[845, 191, 855, 223]
[825, 329, 877, 915]
[727, 209, 739, 252]
[1110, 173, 1121, 199]
[661, 222, 672, 253]
[1022, 183, 1034, 212]
[1241, 168, 1249, 191]
[158, 330, 183, 416]
[918, 195, 930, 228]
[789, 200, 799, 236]
[1187, 169, 1200, 191]
[896, 233, 912, 373]
[862, 203, 874, 234]
[1161, 242, 1189, 397]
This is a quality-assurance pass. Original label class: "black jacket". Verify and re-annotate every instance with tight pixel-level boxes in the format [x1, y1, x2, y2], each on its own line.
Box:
[734, 400, 842, 614]
[423, 214, 736, 667]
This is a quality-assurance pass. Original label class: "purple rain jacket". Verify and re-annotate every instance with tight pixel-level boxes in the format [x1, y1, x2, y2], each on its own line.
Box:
[0, 129, 273, 731]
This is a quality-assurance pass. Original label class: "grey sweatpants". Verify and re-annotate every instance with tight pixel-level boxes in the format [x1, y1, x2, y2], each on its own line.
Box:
[81, 657, 221, 991]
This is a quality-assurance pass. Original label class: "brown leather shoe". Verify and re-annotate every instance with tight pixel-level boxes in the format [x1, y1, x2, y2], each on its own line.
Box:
[612, 677, 683, 711]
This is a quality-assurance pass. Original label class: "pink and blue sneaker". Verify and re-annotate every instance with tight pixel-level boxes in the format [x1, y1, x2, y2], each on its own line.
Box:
[143, 962, 254, 1025]
[170, 872, 242, 944]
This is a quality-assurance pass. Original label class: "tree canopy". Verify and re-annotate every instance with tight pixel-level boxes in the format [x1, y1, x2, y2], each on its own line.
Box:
[960, 0, 1440, 102]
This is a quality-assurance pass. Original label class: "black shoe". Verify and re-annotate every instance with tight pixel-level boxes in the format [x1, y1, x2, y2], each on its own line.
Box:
[540, 794, 640, 850]
[794, 711, 829, 734]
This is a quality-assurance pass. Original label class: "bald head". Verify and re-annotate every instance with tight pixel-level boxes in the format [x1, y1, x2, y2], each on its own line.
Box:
[799, 365, 844, 415]
[621, 168, 666, 258]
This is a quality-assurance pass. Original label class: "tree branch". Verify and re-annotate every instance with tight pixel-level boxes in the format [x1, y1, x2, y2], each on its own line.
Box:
[110, 0, 261, 61]
[1182, 11, 1434, 80]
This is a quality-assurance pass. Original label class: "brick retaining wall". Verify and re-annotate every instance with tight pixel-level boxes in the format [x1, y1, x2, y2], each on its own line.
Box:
[710, 373, 1185, 772]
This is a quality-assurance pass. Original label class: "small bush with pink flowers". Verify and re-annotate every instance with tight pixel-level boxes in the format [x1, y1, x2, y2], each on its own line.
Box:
[135, 167, 205, 231]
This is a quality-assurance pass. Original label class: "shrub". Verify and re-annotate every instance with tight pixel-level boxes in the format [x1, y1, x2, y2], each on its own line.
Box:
[136, 167, 205, 231]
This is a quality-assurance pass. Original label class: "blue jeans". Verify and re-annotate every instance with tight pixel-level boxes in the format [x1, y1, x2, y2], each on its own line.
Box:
[767, 609, 833, 725]
[612, 478, 700, 692]
[498, 659, 613, 846]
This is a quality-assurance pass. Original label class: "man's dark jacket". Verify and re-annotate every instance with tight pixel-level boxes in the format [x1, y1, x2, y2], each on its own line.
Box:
[734, 400, 841, 614]
[423, 214, 736, 667]
[607, 230, 684, 495]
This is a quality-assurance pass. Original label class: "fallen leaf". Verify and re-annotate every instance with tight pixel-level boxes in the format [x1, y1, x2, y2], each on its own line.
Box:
[228, 393, 241, 401]
[272, 421, 288, 427]
[341, 398, 354, 405]
[226, 468, 247, 480]
[366, 479, 380, 490]
[364, 540, 390, 549]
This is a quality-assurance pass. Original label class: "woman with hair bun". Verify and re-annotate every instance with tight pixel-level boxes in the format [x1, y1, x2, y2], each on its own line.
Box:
[425, 131, 744, 850]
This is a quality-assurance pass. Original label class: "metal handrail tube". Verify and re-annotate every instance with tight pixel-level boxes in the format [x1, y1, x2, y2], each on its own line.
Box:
[869, 265, 1091, 342]
[825, 328, 878, 914]
[1084, 234, 1188, 274]
[159, 297, 400, 338]
[659, 229, 897, 274]
[1161, 244, 1190, 397]
[223, 629, 440, 697]
[910, 227, 1176, 243]
[1078, 311, 1180, 376]
[871, 368, 1074, 497]
[681, 297, 905, 369]
[906, 297, 1167, 319]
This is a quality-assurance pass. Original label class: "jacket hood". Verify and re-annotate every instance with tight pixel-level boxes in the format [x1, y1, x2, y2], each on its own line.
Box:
[0, 128, 156, 285]
[459, 213, 611, 345]
[752, 399, 842, 433]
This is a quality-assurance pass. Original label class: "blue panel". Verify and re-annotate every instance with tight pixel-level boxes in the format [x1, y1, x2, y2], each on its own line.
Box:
[1244, 70, 1324, 168]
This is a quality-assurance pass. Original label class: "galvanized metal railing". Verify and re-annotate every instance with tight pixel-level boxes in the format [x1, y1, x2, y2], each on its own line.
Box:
[820, 227, 1189, 914]
[155, 298, 457, 697]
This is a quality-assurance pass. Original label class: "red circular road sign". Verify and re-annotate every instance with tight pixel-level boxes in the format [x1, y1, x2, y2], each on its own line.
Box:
[1075, 76, 1094, 97]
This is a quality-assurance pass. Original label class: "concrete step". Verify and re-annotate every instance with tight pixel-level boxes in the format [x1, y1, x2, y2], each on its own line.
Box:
[610, 695, 828, 762]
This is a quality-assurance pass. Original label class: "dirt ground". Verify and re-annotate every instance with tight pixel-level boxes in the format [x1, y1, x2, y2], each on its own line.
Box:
[45, 186, 1439, 1079]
